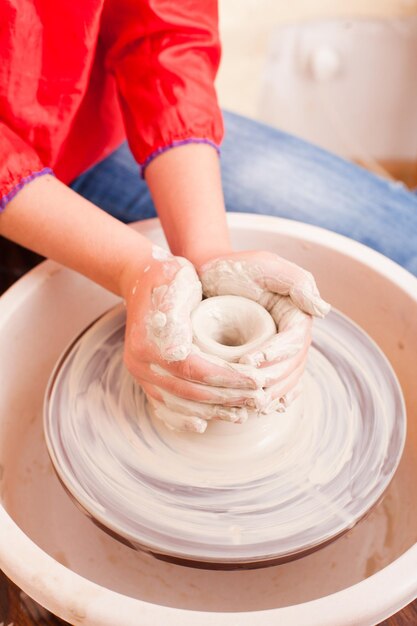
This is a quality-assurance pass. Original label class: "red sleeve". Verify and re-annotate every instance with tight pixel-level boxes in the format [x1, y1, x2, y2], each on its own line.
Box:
[0, 122, 52, 212]
[101, 0, 224, 170]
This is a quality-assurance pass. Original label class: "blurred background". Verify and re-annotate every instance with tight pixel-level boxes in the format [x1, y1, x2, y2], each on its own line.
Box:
[3, 1, 417, 294]
[217, 0, 417, 188]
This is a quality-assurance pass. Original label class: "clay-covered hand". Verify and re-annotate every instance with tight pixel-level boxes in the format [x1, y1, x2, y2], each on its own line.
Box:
[197, 250, 331, 406]
[122, 247, 279, 433]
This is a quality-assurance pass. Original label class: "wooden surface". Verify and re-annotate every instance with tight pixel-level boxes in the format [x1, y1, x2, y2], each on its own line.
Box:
[0, 237, 416, 625]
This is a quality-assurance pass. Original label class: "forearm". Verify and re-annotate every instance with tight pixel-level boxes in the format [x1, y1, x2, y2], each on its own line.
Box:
[0, 175, 153, 297]
[145, 143, 232, 266]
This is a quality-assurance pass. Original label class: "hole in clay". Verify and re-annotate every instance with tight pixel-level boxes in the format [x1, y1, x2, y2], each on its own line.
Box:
[212, 327, 248, 347]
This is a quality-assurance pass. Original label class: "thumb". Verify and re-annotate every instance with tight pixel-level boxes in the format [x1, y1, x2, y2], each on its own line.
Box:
[289, 273, 330, 318]
[149, 261, 202, 362]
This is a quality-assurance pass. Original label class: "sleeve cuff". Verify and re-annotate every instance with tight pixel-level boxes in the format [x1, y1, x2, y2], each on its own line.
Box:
[0, 167, 54, 213]
[140, 138, 220, 178]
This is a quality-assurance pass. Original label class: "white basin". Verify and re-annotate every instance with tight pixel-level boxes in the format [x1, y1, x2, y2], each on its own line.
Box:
[0, 213, 416, 625]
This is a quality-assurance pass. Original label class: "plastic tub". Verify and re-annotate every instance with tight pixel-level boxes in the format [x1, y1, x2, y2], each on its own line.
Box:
[0, 214, 416, 625]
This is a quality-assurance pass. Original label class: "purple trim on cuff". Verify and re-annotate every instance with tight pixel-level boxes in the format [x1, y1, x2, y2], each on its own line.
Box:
[0, 167, 54, 212]
[140, 138, 220, 178]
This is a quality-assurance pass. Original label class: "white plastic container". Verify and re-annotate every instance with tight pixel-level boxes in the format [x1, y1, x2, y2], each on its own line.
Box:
[259, 17, 417, 185]
[0, 214, 416, 625]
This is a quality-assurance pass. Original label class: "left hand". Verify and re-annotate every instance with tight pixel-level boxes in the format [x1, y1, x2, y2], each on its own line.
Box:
[197, 250, 330, 409]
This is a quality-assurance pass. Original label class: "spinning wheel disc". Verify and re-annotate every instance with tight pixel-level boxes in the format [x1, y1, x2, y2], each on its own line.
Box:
[44, 306, 406, 568]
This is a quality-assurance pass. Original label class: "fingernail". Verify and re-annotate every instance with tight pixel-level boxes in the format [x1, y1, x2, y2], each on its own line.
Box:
[163, 344, 190, 362]
[240, 351, 264, 366]
[151, 311, 167, 331]
[185, 418, 207, 433]
[218, 407, 248, 423]
[309, 295, 331, 318]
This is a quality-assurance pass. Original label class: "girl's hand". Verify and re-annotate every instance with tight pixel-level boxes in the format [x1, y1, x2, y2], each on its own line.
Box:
[127, 147, 329, 431]
[196, 250, 330, 409]
[122, 248, 280, 433]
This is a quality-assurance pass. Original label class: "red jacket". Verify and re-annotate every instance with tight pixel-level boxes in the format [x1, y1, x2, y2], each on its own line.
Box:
[0, 0, 223, 210]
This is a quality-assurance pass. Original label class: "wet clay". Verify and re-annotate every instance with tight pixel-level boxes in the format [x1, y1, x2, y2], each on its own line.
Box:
[44, 305, 405, 567]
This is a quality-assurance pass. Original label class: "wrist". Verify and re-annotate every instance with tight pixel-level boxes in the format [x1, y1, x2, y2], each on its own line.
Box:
[145, 142, 233, 267]
[118, 243, 156, 302]
[183, 241, 233, 268]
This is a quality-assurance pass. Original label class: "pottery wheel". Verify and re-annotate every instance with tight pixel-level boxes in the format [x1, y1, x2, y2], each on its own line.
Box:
[44, 305, 406, 568]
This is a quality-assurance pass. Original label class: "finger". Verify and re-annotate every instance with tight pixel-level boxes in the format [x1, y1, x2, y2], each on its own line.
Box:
[290, 273, 330, 318]
[271, 295, 312, 331]
[130, 361, 266, 409]
[257, 261, 330, 318]
[140, 382, 208, 432]
[243, 341, 310, 388]
[148, 397, 208, 433]
[160, 346, 262, 390]
[240, 297, 312, 367]
[239, 321, 311, 367]
[281, 381, 303, 408]
[253, 256, 330, 318]
[141, 382, 248, 424]
[200, 253, 330, 318]
[126, 340, 270, 391]
[147, 261, 202, 362]
[261, 358, 308, 413]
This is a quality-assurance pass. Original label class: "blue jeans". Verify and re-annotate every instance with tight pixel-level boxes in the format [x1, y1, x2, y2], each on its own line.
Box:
[71, 111, 417, 276]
